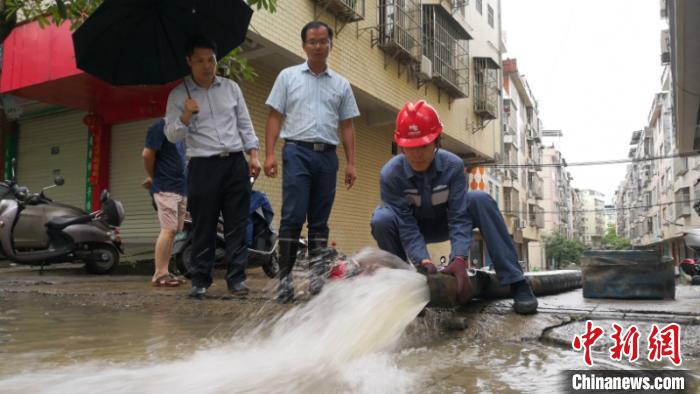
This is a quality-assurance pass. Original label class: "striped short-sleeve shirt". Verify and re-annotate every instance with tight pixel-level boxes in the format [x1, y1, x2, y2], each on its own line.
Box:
[265, 62, 360, 145]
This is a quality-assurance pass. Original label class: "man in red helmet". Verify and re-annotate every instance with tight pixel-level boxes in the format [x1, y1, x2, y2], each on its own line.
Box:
[371, 100, 538, 314]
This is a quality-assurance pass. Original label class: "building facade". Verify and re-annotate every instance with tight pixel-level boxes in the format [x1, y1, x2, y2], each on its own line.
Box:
[540, 146, 573, 238]
[616, 63, 699, 262]
[500, 58, 545, 271]
[578, 189, 605, 248]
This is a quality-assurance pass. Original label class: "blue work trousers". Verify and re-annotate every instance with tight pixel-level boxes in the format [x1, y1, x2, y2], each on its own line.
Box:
[370, 191, 524, 285]
[279, 143, 338, 241]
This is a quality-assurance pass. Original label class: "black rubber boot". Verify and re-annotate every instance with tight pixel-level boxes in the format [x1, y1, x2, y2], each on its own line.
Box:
[275, 229, 300, 304]
[307, 233, 329, 296]
[510, 279, 538, 315]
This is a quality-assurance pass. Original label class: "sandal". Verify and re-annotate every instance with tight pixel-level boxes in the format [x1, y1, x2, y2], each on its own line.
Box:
[168, 273, 187, 284]
[153, 274, 181, 287]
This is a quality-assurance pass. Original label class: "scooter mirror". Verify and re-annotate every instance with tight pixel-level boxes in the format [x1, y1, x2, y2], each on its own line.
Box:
[11, 158, 16, 182]
[100, 189, 110, 203]
[54, 176, 65, 186]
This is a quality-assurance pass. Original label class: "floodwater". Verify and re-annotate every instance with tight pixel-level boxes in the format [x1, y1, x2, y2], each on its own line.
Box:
[0, 269, 697, 394]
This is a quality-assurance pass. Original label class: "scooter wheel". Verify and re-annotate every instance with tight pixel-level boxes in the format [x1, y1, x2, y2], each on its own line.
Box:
[262, 252, 280, 279]
[84, 246, 119, 275]
[174, 243, 193, 278]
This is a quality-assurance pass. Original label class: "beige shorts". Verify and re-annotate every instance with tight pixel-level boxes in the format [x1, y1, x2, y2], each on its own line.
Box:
[154, 192, 187, 231]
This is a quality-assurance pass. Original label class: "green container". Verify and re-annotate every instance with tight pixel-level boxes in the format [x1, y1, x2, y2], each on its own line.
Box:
[581, 250, 675, 299]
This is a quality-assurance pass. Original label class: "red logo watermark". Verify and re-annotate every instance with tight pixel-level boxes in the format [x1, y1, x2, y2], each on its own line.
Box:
[571, 321, 682, 367]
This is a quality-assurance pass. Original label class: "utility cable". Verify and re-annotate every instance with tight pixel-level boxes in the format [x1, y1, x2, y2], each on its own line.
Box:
[477, 151, 700, 168]
[500, 198, 699, 215]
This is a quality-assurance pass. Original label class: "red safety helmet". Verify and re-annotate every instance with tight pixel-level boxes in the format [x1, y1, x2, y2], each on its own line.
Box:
[394, 100, 443, 148]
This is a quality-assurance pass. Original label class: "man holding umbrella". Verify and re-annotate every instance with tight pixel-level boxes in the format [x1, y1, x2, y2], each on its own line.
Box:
[164, 35, 261, 298]
[71, 1, 258, 298]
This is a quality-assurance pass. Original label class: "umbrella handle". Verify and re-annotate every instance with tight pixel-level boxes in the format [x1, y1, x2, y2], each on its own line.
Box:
[183, 78, 199, 115]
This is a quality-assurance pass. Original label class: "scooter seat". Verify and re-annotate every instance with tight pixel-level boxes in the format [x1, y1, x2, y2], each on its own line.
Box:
[46, 215, 92, 230]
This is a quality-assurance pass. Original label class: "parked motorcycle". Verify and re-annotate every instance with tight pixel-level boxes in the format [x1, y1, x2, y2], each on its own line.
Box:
[0, 160, 125, 274]
[682, 227, 700, 285]
[173, 179, 284, 278]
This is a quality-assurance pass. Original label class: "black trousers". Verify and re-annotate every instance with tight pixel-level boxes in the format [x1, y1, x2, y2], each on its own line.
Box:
[187, 153, 250, 289]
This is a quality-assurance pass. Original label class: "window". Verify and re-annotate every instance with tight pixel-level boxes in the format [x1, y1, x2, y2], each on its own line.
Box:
[476, 0, 482, 14]
[675, 187, 691, 218]
[487, 5, 494, 27]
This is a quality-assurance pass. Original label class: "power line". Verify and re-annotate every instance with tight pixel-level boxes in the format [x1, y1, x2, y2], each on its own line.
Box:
[478, 151, 700, 168]
[500, 199, 700, 215]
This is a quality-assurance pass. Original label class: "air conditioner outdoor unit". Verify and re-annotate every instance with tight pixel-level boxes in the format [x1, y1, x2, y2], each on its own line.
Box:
[417, 55, 433, 80]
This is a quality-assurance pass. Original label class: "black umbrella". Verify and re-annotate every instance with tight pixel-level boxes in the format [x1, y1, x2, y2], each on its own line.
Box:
[72, 0, 253, 86]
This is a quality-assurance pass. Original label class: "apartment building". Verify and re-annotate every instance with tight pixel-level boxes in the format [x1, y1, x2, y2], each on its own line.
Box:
[617, 64, 699, 261]
[578, 189, 605, 248]
[615, 1, 700, 262]
[500, 58, 545, 271]
[541, 146, 574, 239]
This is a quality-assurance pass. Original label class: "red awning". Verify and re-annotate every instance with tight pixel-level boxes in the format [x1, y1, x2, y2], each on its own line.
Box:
[1, 21, 174, 124]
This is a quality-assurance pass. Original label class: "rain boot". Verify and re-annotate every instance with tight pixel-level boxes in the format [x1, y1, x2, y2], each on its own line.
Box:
[275, 229, 300, 303]
[510, 279, 538, 315]
[307, 233, 329, 296]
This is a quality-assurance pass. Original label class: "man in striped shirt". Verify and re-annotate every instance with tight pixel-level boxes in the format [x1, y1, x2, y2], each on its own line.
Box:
[264, 21, 360, 303]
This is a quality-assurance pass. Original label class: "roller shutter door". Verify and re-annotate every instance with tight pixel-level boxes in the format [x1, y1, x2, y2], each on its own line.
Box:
[17, 111, 88, 210]
[110, 118, 161, 241]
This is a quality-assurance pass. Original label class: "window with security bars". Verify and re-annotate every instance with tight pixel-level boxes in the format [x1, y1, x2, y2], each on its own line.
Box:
[377, 0, 422, 63]
[422, 5, 469, 97]
[473, 57, 499, 119]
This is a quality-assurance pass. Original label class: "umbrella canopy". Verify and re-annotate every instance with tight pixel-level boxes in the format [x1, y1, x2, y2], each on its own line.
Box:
[72, 0, 253, 86]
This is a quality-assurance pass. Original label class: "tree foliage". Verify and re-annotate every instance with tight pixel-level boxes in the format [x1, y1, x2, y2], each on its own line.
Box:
[543, 233, 586, 267]
[601, 224, 632, 250]
[1, 0, 277, 81]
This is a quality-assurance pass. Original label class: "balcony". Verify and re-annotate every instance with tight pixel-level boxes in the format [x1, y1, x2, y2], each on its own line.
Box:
[314, 0, 364, 23]
[528, 206, 544, 229]
[675, 187, 691, 218]
[503, 187, 519, 217]
[534, 179, 544, 200]
[474, 57, 500, 120]
[422, 5, 471, 98]
[377, 0, 422, 64]
[674, 156, 688, 177]
[527, 173, 543, 200]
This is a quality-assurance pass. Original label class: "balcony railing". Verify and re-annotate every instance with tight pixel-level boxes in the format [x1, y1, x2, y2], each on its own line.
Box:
[474, 57, 499, 120]
[377, 0, 422, 64]
[422, 5, 470, 98]
[674, 156, 688, 177]
[315, 0, 365, 22]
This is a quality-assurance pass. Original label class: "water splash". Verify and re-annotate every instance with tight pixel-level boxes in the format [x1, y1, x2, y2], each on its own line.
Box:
[1, 268, 429, 394]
